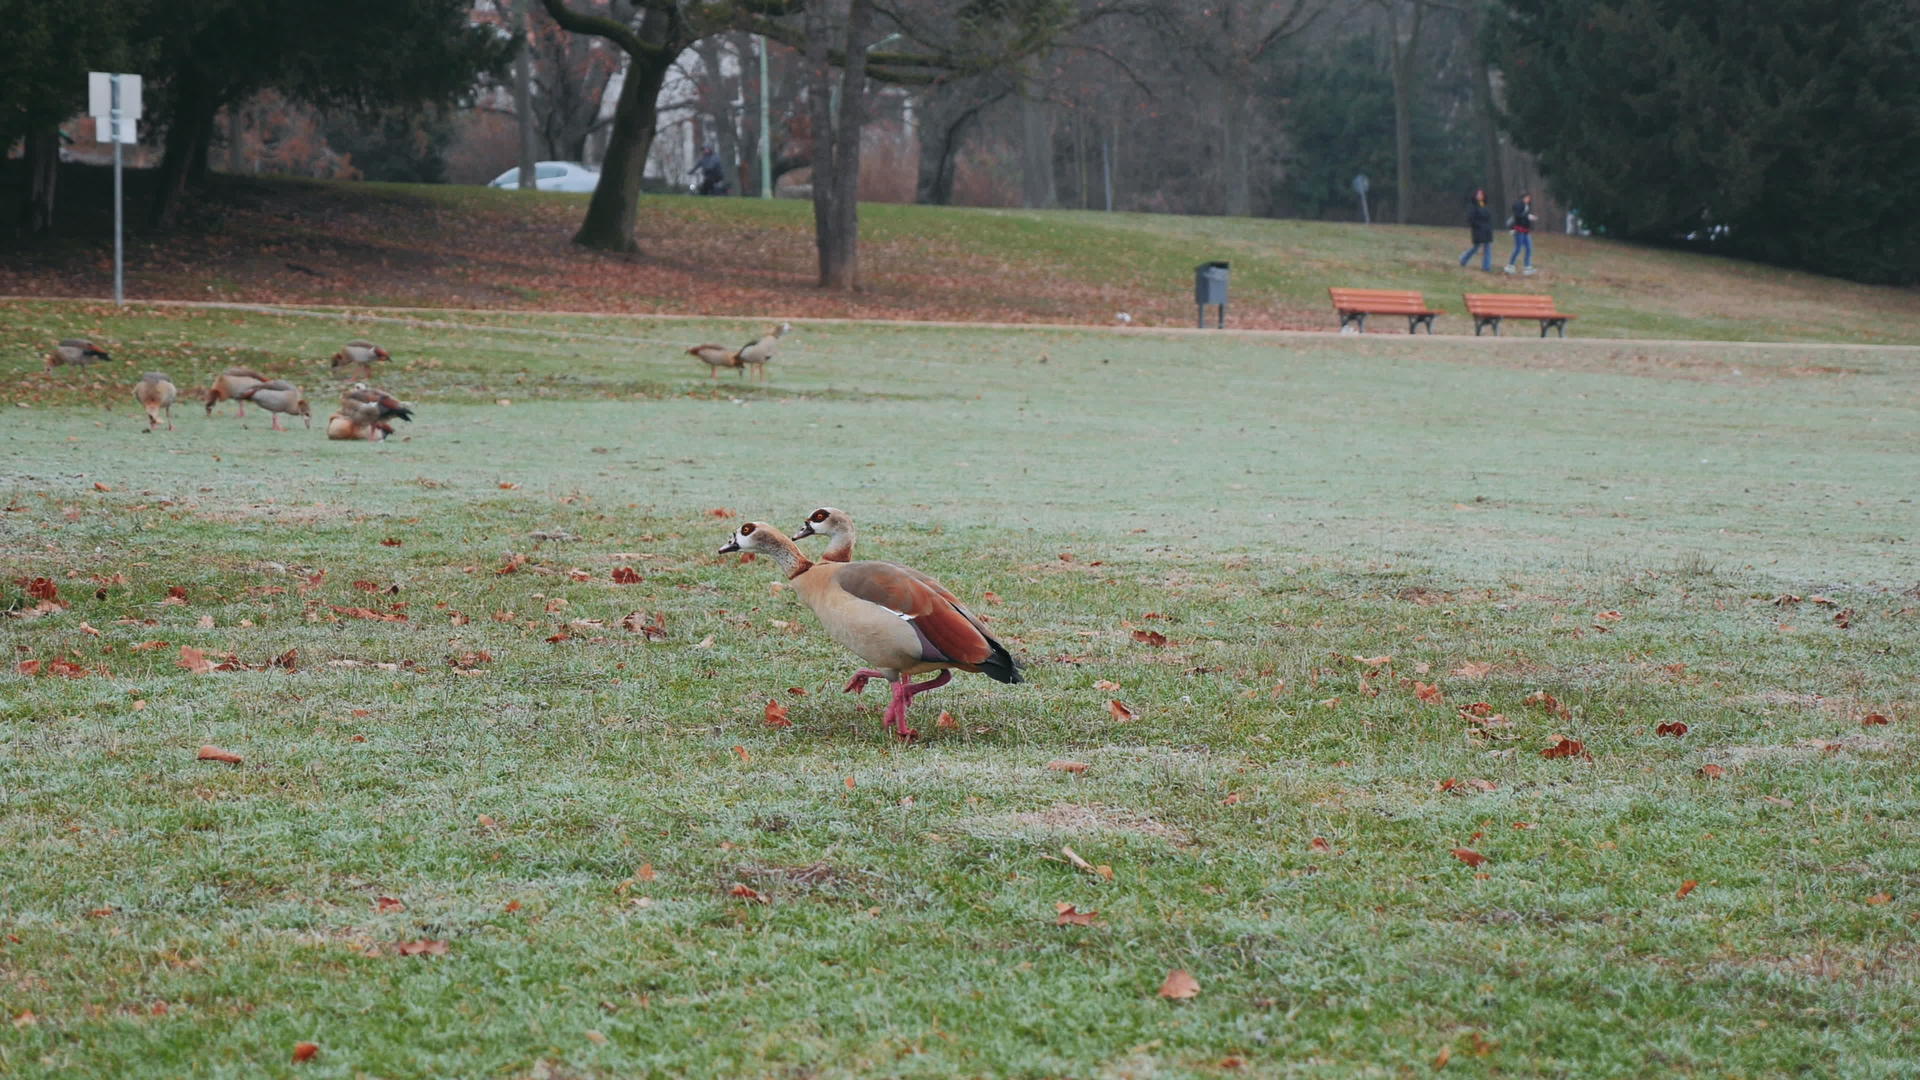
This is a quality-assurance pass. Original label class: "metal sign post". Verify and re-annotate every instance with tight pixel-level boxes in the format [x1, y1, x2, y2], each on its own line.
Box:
[88, 72, 142, 306]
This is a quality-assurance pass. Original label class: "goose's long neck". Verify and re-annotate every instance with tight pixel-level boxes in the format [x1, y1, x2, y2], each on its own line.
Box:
[759, 533, 815, 580]
[822, 525, 855, 563]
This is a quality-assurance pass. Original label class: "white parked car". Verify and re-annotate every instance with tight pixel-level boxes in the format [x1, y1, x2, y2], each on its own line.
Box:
[487, 161, 600, 193]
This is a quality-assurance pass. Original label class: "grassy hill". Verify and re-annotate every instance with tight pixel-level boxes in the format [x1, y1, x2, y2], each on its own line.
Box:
[5, 168, 1920, 343]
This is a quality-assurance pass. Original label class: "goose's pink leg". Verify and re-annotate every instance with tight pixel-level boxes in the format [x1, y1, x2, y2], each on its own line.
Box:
[883, 679, 915, 740]
[843, 669, 888, 694]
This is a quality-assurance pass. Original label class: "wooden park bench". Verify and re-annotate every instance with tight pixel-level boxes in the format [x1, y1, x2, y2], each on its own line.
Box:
[1328, 288, 1441, 334]
[1463, 293, 1576, 337]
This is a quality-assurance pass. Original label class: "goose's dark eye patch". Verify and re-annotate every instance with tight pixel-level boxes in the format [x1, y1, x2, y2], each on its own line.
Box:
[810, 510, 829, 523]
[740, 523, 757, 535]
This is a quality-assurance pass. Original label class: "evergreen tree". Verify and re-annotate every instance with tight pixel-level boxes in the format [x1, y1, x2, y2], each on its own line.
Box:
[1492, 0, 1920, 284]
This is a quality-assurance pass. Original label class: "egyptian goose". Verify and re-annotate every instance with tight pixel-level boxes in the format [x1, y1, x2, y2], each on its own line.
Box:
[205, 366, 268, 417]
[340, 383, 413, 440]
[46, 338, 111, 370]
[687, 343, 744, 380]
[720, 521, 1021, 740]
[326, 412, 393, 441]
[735, 322, 790, 382]
[238, 380, 311, 430]
[332, 339, 390, 377]
[133, 372, 177, 431]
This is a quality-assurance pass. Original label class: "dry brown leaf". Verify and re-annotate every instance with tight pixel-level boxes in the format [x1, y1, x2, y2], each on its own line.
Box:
[1309, 836, 1332, 852]
[1094, 679, 1121, 691]
[292, 1042, 319, 1063]
[764, 699, 792, 728]
[732, 745, 751, 763]
[1107, 699, 1136, 722]
[1413, 681, 1444, 704]
[1861, 713, 1891, 726]
[1053, 902, 1098, 926]
[1655, 721, 1689, 737]
[375, 896, 405, 913]
[178, 645, 214, 675]
[1221, 791, 1243, 806]
[1131, 628, 1169, 648]
[1046, 760, 1089, 774]
[1865, 892, 1893, 905]
[1540, 735, 1588, 760]
[196, 745, 242, 764]
[728, 883, 768, 903]
[392, 940, 449, 957]
[1451, 848, 1488, 868]
[1450, 661, 1494, 679]
[1435, 1044, 1452, 1069]
[1699, 763, 1726, 779]
[1676, 880, 1698, 899]
[935, 710, 957, 729]
[1158, 969, 1201, 1000]
[611, 566, 642, 584]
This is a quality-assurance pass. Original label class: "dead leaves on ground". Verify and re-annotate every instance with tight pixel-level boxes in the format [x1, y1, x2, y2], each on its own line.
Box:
[196, 745, 243, 764]
[1053, 902, 1098, 926]
[763, 699, 792, 729]
[1157, 969, 1201, 1000]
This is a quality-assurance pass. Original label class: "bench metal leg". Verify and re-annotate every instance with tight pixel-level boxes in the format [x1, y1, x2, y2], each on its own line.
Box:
[1539, 319, 1566, 338]
[1407, 314, 1435, 334]
[1340, 312, 1367, 333]
[1474, 316, 1501, 336]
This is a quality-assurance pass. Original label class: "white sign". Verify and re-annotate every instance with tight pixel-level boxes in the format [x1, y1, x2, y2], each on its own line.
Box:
[87, 72, 143, 144]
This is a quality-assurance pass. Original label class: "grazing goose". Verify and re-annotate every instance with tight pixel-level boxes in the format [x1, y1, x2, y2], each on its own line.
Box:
[238, 380, 311, 430]
[735, 322, 790, 382]
[687, 343, 744, 380]
[47, 338, 111, 370]
[332, 339, 390, 377]
[133, 372, 177, 431]
[721, 521, 1021, 740]
[205, 366, 269, 417]
[339, 383, 413, 439]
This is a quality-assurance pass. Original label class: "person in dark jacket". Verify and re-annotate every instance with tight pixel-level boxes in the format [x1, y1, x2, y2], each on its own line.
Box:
[1458, 189, 1494, 270]
[1505, 190, 1537, 274]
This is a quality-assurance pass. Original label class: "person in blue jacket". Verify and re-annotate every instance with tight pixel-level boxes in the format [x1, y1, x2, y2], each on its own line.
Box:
[1458, 188, 1494, 270]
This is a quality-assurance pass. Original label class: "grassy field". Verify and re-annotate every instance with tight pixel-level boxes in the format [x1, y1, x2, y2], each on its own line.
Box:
[2, 298, 1918, 1078]
[6, 168, 1920, 343]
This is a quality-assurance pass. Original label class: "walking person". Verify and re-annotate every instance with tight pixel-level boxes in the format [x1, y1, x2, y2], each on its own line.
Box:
[1458, 188, 1494, 270]
[1505, 190, 1537, 275]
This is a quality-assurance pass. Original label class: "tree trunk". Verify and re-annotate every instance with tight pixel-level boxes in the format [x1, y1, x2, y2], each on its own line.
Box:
[914, 89, 1000, 205]
[696, 37, 744, 196]
[1386, 0, 1424, 224]
[515, 0, 538, 189]
[20, 127, 60, 235]
[151, 68, 218, 227]
[1221, 81, 1251, 216]
[1019, 87, 1055, 209]
[1470, 5, 1506, 214]
[807, 0, 874, 290]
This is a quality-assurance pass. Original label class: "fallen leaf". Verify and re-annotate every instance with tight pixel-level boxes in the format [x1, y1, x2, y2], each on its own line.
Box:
[1435, 1044, 1452, 1069]
[706, 508, 735, 518]
[1676, 880, 1698, 899]
[1699, 763, 1726, 779]
[1107, 699, 1136, 722]
[1466, 778, 1498, 792]
[1158, 969, 1200, 1000]
[935, 710, 957, 729]
[732, 745, 751, 763]
[1094, 679, 1121, 691]
[162, 585, 189, 605]
[292, 1042, 319, 1063]
[15, 659, 41, 675]
[477, 814, 499, 828]
[1451, 848, 1488, 867]
[1450, 661, 1494, 678]
[620, 611, 666, 640]
[504, 899, 522, 913]
[1309, 836, 1332, 852]
[637, 863, 656, 882]
[1461, 702, 1494, 718]
[393, 940, 449, 957]
[1130, 628, 1169, 647]
[130, 640, 169, 651]
[1861, 713, 1891, 726]
[1833, 608, 1854, 629]
[1413, 681, 1444, 704]
[1594, 610, 1623, 622]
[375, 896, 405, 913]
[1046, 760, 1089, 774]
[584, 1030, 606, 1045]
[92, 481, 111, 492]
[1221, 791, 1242, 805]
[1053, 902, 1098, 926]
[728, 883, 768, 903]
[764, 700, 792, 728]
[1352, 654, 1392, 668]
[380, 537, 402, 547]
[611, 566, 642, 584]
[498, 482, 519, 490]
[1655, 721, 1689, 737]
[1808, 594, 1836, 606]
[197, 744, 242, 764]
[1866, 892, 1893, 905]
[1540, 735, 1587, 760]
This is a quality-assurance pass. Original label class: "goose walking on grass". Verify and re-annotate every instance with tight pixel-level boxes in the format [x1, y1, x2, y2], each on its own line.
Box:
[339, 383, 413, 441]
[205, 367, 268, 418]
[238, 380, 311, 430]
[721, 521, 1021, 740]
[332, 340, 390, 378]
[134, 372, 177, 431]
